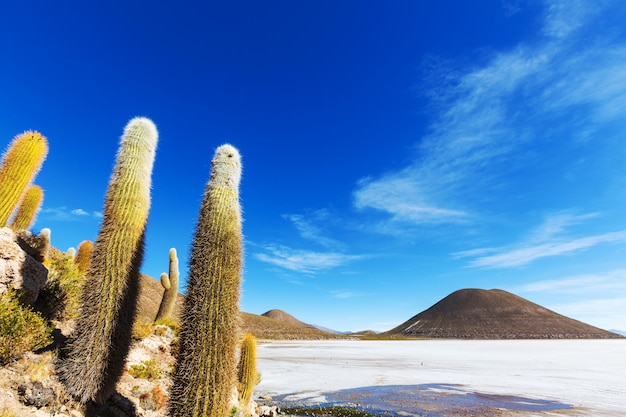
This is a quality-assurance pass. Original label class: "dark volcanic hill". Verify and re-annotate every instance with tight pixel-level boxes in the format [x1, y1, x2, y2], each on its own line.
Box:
[385, 288, 623, 339]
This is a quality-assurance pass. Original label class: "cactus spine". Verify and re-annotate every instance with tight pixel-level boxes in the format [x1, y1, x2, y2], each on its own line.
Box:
[169, 144, 242, 417]
[58, 117, 158, 404]
[155, 248, 179, 322]
[0, 131, 48, 226]
[237, 333, 258, 408]
[10, 184, 43, 231]
[74, 240, 94, 275]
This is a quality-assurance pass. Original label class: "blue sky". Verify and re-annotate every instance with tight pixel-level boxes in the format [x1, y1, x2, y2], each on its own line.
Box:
[1, 0, 625, 332]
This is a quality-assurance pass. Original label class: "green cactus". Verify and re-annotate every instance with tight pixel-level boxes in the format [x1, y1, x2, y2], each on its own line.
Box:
[169, 144, 243, 417]
[0, 131, 48, 226]
[155, 248, 179, 322]
[10, 184, 43, 231]
[74, 240, 94, 275]
[237, 333, 258, 408]
[57, 117, 158, 405]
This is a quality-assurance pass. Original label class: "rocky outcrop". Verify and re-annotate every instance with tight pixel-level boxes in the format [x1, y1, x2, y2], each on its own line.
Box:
[0, 227, 48, 304]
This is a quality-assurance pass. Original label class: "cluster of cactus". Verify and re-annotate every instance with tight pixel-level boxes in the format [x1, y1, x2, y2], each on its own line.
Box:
[169, 144, 243, 417]
[57, 117, 158, 404]
[0, 118, 254, 411]
[155, 247, 179, 322]
[0, 131, 48, 228]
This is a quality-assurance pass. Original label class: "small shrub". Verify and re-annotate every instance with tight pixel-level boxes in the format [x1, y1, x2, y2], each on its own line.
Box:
[0, 290, 53, 364]
[132, 321, 153, 341]
[128, 359, 162, 381]
[139, 384, 167, 410]
[154, 317, 180, 336]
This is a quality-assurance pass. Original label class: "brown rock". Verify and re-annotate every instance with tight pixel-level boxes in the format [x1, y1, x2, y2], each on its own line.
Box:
[0, 227, 48, 304]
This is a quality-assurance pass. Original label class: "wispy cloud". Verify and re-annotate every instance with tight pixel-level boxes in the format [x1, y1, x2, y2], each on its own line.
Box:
[516, 269, 626, 294]
[526, 212, 600, 242]
[40, 206, 103, 221]
[463, 231, 626, 268]
[352, 0, 626, 230]
[330, 290, 366, 299]
[283, 209, 342, 248]
[455, 212, 626, 268]
[548, 297, 626, 330]
[254, 244, 364, 274]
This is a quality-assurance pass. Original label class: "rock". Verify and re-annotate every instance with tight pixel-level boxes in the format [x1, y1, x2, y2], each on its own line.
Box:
[0, 227, 48, 304]
[257, 405, 279, 417]
[17, 380, 55, 408]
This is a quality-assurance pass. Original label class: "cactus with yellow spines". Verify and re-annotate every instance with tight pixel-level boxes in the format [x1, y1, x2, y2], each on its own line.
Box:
[74, 240, 94, 275]
[0, 131, 48, 226]
[58, 117, 158, 405]
[237, 333, 258, 408]
[169, 144, 243, 417]
[10, 184, 43, 231]
[155, 248, 179, 322]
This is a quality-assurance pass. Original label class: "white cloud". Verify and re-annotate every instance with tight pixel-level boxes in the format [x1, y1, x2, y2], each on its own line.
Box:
[527, 212, 600, 242]
[283, 209, 341, 248]
[516, 269, 626, 294]
[40, 207, 102, 221]
[330, 290, 365, 299]
[455, 211, 626, 268]
[548, 297, 626, 331]
[254, 244, 363, 274]
[466, 231, 626, 268]
[352, 1, 626, 230]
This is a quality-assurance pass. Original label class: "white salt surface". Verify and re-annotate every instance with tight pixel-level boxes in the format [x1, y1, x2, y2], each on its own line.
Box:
[255, 339, 626, 416]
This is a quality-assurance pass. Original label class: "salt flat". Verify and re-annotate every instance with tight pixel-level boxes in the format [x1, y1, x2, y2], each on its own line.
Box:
[255, 339, 626, 416]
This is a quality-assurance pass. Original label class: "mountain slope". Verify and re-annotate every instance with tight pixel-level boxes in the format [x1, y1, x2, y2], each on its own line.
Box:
[137, 275, 342, 339]
[261, 309, 313, 327]
[385, 288, 623, 339]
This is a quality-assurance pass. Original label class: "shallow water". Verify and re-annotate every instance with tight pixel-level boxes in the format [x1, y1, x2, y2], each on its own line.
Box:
[275, 383, 572, 416]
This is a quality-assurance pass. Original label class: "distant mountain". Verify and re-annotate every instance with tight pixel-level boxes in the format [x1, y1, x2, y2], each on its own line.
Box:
[610, 329, 626, 337]
[311, 324, 345, 334]
[136, 276, 343, 339]
[385, 288, 624, 339]
[242, 311, 344, 340]
[261, 309, 314, 327]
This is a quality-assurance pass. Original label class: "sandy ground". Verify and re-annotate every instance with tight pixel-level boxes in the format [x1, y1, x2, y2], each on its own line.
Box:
[255, 339, 626, 417]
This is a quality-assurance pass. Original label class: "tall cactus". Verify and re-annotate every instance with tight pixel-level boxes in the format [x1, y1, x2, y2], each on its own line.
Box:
[237, 333, 258, 408]
[0, 131, 48, 226]
[169, 144, 243, 417]
[74, 240, 94, 275]
[58, 117, 158, 404]
[10, 184, 44, 231]
[155, 248, 179, 322]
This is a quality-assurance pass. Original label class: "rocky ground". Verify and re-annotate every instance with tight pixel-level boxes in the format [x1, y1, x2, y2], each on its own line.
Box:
[0, 321, 277, 417]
